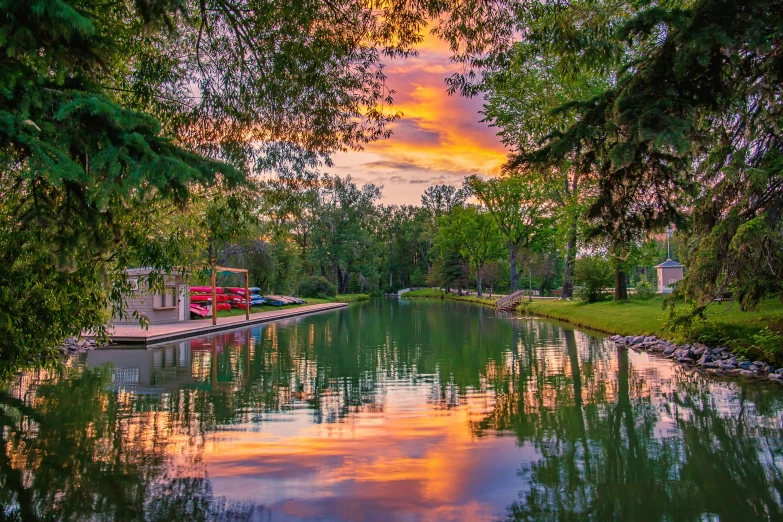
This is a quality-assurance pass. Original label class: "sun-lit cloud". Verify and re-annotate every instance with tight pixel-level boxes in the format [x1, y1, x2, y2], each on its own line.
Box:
[330, 32, 507, 206]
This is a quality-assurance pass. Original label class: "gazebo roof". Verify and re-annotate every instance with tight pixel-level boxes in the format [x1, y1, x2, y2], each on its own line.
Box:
[655, 259, 684, 268]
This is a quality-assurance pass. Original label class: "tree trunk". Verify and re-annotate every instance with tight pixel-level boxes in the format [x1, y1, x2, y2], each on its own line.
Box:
[509, 243, 518, 293]
[561, 220, 578, 299]
[614, 265, 628, 301]
[329, 259, 339, 286]
[476, 268, 483, 297]
[340, 270, 350, 294]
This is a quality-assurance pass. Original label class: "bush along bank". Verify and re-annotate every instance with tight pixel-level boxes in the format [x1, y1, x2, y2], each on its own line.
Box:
[611, 334, 783, 384]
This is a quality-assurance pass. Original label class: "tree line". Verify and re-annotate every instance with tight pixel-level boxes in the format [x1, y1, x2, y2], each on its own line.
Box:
[223, 172, 672, 301]
[1, 0, 781, 369]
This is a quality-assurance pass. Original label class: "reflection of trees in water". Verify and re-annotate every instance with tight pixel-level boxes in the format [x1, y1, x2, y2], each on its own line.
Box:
[185, 300, 523, 424]
[482, 332, 783, 522]
[0, 300, 521, 520]
[5, 300, 783, 521]
[0, 370, 266, 522]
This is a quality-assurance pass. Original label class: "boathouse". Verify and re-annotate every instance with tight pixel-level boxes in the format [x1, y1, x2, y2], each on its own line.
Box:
[114, 268, 190, 325]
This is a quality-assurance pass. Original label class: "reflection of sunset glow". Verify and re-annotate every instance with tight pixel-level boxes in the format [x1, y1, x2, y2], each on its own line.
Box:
[7, 301, 783, 522]
[331, 32, 507, 205]
[203, 384, 529, 521]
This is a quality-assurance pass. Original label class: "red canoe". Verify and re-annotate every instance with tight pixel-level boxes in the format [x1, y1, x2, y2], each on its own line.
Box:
[189, 304, 209, 317]
[190, 294, 229, 303]
[190, 286, 224, 294]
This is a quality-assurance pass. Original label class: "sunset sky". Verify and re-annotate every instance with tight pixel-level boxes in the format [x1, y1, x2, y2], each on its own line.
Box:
[330, 34, 508, 206]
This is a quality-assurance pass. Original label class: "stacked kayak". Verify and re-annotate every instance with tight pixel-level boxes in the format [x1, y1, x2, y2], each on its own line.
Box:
[189, 304, 210, 317]
[190, 294, 229, 303]
[225, 287, 266, 307]
[263, 295, 305, 306]
[189, 288, 230, 318]
[190, 286, 224, 294]
[188, 285, 303, 316]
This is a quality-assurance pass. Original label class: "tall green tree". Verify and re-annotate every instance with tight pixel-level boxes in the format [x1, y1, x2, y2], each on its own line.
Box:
[436, 205, 503, 297]
[420, 184, 468, 217]
[466, 175, 547, 293]
[0, 0, 440, 367]
[309, 175, 381, 293]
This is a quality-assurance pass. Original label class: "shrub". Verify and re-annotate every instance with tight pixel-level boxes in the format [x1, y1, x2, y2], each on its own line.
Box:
[298, 276, 337, 299]
[752, 327, 783, 363]
[634, 275, 657, 300]
[574, 255, 613, 303]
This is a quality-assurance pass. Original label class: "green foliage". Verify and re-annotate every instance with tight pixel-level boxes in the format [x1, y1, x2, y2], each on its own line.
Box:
[332, 294, 370, 303]
[307, 175, 382, 294]
[634, 275, 657, 300]
[403, 288, 497, 307]
[751, 328, 783, 363]
[574, 255, 613, 303]
[470, 0, 783, 314]
[403, 288, 446, 299]
[434, 205, 504, 297]
[298, 276, 337, 299]
[466, 174, 549, 292]
[520, 297, 783, 359]
[420, 185, 468, 216]
[0, 0, 458, 369]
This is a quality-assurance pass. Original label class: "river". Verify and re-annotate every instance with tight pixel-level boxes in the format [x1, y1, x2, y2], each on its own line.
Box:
[2, 299, 782, 521]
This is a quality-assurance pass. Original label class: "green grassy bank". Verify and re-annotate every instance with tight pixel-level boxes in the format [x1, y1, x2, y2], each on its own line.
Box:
[518, 297, 783, 362]
[399, 289, 783, 362]
[402, 288, 498, 307]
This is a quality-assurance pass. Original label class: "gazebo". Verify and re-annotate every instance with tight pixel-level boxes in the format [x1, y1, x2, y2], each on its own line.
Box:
[655, 259, 684, 294]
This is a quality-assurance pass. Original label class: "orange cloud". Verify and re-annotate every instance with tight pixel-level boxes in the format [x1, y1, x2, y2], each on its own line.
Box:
[331, 32, 507, 205]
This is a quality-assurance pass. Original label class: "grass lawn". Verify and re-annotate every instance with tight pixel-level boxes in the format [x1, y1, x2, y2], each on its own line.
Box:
[518, 298, 669, 337]
[402, 288, 498, 307]
[518, 296, 783, 361]
[332, 294, 371, 303]
[196, 294, 369, 319]
[405, 288, 783, 361]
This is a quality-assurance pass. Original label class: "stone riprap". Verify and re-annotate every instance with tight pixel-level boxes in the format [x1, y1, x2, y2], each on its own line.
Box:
[58, 337, 100, 354]
[610, 334, 781, 383]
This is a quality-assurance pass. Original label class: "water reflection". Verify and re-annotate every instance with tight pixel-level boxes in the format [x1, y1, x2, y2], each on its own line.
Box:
[2, 300, 783, 521]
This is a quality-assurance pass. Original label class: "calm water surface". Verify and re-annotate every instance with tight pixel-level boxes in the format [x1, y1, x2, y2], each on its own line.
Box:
[2, 299, 783, 521]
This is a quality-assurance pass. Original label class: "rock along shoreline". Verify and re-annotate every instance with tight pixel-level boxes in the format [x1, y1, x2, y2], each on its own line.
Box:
[610, 334, 783, 384]
[57, 337, 101, 355]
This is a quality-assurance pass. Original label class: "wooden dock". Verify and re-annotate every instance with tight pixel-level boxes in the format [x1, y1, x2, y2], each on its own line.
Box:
[92, 302, 348, 345]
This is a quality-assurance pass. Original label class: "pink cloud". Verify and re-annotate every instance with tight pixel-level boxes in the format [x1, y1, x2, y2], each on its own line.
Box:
[331, 33, 507, 205]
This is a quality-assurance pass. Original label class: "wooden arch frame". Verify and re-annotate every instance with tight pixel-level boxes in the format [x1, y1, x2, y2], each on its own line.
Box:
[211, 266, 250, 325]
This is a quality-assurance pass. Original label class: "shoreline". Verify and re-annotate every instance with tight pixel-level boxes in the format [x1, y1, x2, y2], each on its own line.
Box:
[610, 334, 783, 384]
[86, 302, 349, 346]
[406, 290, 783, 385]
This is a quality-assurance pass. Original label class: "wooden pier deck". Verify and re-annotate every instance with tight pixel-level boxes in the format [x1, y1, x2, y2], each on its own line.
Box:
[93, 302, 348, 345]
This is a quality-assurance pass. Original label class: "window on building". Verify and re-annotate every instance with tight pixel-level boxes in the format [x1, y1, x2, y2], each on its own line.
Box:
[153, 286, 177, 309]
